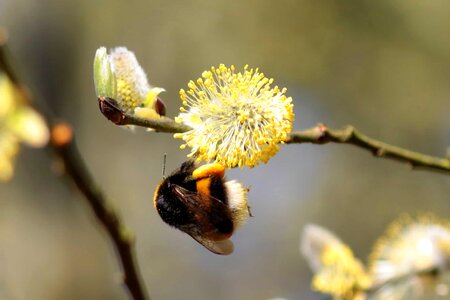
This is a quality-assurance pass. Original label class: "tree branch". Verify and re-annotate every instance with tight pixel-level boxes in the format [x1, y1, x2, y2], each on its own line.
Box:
[286, 124, 450, 174]
[0, 30, 150, 300]
[109, 107, 450, 175]
[98, 96, 191, 133]
[51, 124, 150, 300]
[366, 266, 440, 295]
[0, 30, 19, 84]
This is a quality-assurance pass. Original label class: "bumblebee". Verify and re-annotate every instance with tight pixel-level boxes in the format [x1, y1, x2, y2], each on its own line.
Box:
[153, 160, 250, 255]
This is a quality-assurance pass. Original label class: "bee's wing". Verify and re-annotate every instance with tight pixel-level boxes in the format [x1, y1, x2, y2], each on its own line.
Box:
[173, 184, 227, 207]
[172, 185, 234, 255]
[189, 234, 234, 255]
[172, 184, 232, 225]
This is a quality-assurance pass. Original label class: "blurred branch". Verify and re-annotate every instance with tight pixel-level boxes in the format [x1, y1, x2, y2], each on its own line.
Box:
[0, 29, 18, 84]
[366, 266, 441, 296]
[50, 124, 150, 300]
[0, 29, 150, 300]
[110, 107, 450, 175]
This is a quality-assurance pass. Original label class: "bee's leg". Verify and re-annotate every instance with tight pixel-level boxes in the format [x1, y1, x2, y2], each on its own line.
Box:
[247, 205, 253, 217]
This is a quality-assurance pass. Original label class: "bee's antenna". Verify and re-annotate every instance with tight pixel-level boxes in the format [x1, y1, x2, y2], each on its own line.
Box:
[162, 153, 167, 179]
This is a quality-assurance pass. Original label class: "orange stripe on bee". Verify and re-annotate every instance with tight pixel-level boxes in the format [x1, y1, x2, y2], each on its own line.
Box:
[196, 177, 212, 201]
[195, 177, 233, 241]
[192, 163, 225, 179]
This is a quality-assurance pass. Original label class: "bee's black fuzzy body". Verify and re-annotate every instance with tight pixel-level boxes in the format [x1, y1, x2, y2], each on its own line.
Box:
[153, 160, 250, 255]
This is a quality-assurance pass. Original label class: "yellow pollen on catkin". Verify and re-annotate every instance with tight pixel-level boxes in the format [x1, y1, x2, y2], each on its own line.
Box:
[116, 79, 138, 112]
[313, 245, 371, 298]
[175, 64, 294, 168]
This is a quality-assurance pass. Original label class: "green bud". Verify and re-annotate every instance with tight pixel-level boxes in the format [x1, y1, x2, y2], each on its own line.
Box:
[93, 47, 117, 98]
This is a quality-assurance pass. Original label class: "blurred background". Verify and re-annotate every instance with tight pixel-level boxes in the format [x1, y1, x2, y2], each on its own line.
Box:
[1, 0, 449, 299]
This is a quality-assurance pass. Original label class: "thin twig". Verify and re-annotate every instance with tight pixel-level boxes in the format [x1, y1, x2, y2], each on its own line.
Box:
[0, 29, 18, 84]
[124, 113, 191, 133]
[0, 31, 150, 300]
[51, 124, 150, 300]
[98, 96, 191, 133]
[365, 266, 441, 295]
[286, 124, 450, 174]
[114, 109, 450, 174]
